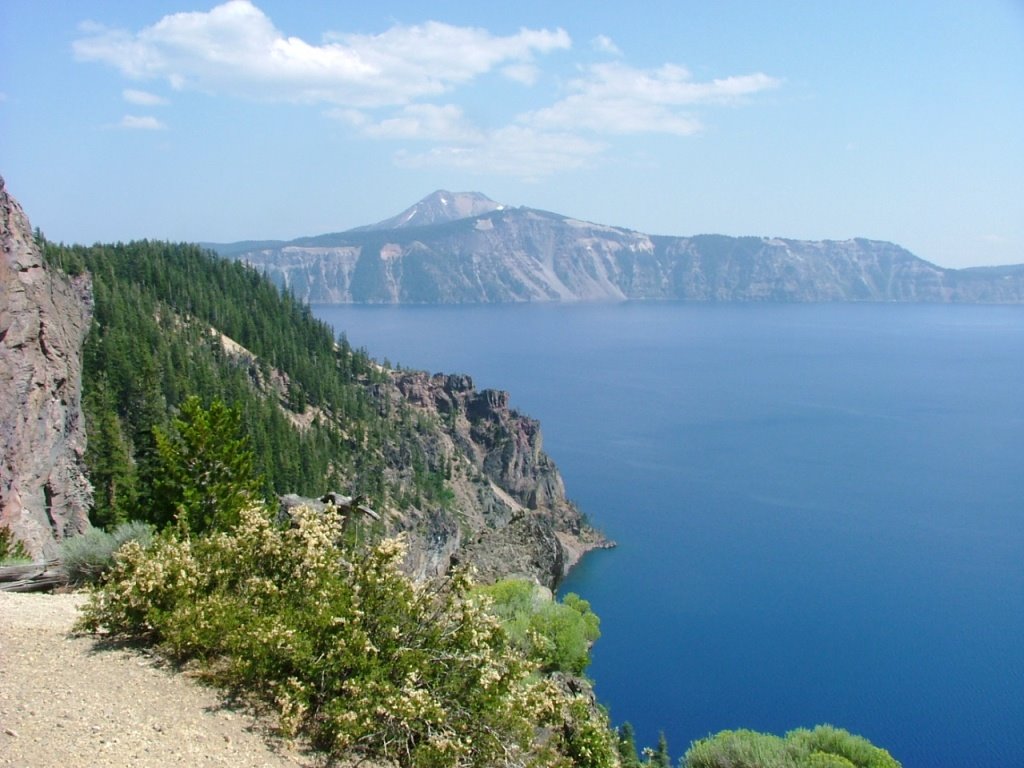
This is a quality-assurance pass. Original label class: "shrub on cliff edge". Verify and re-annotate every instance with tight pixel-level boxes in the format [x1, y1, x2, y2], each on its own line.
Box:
[683, 725, 901, 768]
[76, 505, 619, 768]
[475, 578, 601, 675]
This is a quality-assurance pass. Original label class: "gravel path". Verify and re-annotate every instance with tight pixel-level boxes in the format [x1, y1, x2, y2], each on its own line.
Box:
[0, 592, 320, 767]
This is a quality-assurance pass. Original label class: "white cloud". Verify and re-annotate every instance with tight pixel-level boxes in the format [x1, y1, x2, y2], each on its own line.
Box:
[338, 103, 602, 178]
[340, 58, 778, 175]
[122, 88, 167, 105]
[74, 1, 570, 107]
[74, 3, 781, 179]
[501, 62, 543, 86]
[591, 35, 622, 56]
[522, 62, 780, 136]
[120, 114, 167, 130]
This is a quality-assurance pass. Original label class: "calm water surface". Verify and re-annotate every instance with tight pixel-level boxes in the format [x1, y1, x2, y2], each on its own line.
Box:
[314, 303, 1024, 768]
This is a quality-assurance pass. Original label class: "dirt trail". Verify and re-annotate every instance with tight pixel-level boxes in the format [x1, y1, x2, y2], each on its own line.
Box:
[0, 592, 318, 767]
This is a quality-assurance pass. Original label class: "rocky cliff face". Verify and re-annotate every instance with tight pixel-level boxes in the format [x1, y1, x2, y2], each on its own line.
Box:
[217, 193, 1024, 304]
[372, 370, 607, 587]
[0, 177, 93, 558]
[187, 334, 606, 588]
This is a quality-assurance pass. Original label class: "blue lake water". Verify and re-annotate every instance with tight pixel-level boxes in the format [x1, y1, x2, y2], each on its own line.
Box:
[314, 303, 1024, 768]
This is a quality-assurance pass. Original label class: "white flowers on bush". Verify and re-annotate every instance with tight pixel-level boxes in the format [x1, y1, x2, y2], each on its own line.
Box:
[77, 504, 619, 768]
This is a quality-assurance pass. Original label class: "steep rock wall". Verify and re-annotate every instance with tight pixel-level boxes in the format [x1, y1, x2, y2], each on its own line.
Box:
[0, 177, 93, 558]
[386, 371, 609, 587]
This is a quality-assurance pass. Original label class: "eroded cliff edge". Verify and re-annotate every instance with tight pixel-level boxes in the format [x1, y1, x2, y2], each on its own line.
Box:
[385, 371, 609, 586]
[280, 368, 611, 588]
[0, 176, 93, 558]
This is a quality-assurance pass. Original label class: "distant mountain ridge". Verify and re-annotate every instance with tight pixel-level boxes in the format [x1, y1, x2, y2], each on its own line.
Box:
[210, 191, 1024, 304]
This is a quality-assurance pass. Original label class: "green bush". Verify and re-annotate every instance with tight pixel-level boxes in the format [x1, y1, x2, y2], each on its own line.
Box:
[76, 506, 618, 768]
[788, 726, 899, 768]
[475, 578, 601, 675]
[59, 521, 154, 584]
[683, 725, 901, 768]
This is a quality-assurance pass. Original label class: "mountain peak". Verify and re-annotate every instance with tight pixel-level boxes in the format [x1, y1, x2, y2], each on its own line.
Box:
[359, 190, 503, 232]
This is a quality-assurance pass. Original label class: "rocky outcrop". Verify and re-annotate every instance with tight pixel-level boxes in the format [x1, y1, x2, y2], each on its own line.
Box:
[273, 368, 609, 589]
[0, 176, 93, 558]
[216, 193, 1024, 304]
[376, 370, 609, 588]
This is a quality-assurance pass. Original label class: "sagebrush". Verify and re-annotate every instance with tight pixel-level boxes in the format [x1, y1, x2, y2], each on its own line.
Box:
[60, 520, 153, 584]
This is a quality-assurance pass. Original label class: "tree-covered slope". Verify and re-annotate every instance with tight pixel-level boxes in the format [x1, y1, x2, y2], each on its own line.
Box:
[45, 240, 380, 520]
[42, 239, 604, 586]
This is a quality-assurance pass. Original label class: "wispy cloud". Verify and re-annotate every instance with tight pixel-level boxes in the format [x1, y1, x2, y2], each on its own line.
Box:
[590, 35, 622, 56]
[122, 88, 168, 106]
[120, 114, 167, 130]
[75, 1, 780, 177]
[335, 107, 602, 178]
[381, 62, 780, 177]
[501, 63, 543, 86]
[523, 62, 781, 136]
[74, 0, 569, 107]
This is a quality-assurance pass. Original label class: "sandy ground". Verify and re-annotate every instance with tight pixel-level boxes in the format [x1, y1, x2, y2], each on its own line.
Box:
[0, 591, 321, 767]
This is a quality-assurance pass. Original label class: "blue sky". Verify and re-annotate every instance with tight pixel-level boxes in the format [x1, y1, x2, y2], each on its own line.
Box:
[1, 1, 1022, 268]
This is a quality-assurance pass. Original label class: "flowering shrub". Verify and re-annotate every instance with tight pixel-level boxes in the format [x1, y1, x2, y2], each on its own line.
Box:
[76, 505, 619, 768]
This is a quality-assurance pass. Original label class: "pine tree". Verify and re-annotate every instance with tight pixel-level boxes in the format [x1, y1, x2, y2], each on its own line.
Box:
[83, 380, 136, 529]
[647, 732, 670, 768]
[125, 357, 167, 516]
[616, 722, 642, 768]
[152, 396, 265, 534]
[47, 239, 385, 515]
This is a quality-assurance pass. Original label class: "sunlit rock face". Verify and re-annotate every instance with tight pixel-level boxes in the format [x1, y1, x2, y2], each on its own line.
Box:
[0, 176, 93, 558]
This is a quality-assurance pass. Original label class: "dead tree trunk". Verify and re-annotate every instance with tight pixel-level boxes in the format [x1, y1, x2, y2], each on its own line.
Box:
[0, 560, 69, 592]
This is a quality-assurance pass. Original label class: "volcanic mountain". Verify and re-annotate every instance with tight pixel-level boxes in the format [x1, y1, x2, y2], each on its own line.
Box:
[210, 192, 1024, 304]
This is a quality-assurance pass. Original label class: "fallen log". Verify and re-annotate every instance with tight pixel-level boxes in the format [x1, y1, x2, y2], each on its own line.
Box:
[0, 560, 69, 593]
